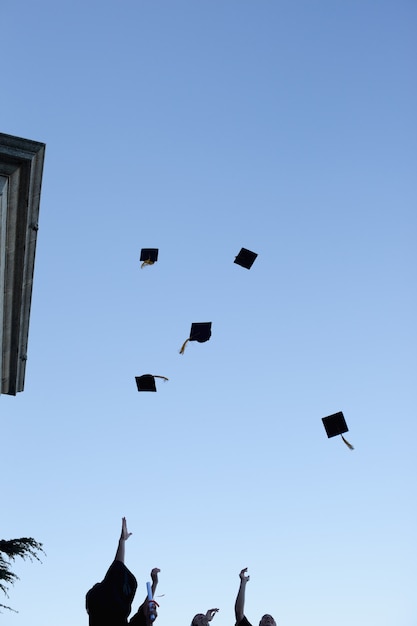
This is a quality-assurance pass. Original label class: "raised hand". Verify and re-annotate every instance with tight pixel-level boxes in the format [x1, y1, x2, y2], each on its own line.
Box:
[239, 568, 250, 583]
[205, 608, 220, 621]
[120, 517, 132, 541]
[151, 568, 160, 585]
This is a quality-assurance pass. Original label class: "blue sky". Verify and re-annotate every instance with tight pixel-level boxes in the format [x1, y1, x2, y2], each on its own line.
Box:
[1, 1, 416, 625]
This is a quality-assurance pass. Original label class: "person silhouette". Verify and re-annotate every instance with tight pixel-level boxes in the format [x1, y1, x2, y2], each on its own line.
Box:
[86, 517, 160, 626]
[235, 568, 276, 626]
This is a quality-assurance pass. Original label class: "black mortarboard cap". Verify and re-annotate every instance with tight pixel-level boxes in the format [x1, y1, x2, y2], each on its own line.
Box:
[135, 374, 168, 392]
[322, 411, 354, 450]
[140, 248, 159, 268]
[234, 247, 258, 269]
[179, 322, 212, 354]
[189, 322, 212, 342]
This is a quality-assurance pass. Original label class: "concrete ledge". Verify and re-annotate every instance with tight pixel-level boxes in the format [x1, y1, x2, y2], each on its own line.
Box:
[0, 133, 45, 395]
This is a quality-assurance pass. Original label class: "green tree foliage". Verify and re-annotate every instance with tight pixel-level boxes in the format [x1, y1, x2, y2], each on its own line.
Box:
[0, 537, 44, 612]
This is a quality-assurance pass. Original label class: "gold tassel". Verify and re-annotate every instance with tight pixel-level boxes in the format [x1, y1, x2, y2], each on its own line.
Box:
[179, 339, 189, 354]
[341, 435, 354, 450]
[154, 376, 169, 382]
[141, 259, 155, 268]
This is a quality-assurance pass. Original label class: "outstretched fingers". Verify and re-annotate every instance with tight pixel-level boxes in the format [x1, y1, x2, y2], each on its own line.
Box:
[206, 608, 220, 621]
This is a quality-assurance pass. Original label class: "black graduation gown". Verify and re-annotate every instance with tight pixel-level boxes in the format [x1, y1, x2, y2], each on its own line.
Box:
[86, 560, 138, 626]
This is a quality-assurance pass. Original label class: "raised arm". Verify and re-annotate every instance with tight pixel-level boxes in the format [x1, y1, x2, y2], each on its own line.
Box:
[129, 568, 161, 625]
[149, 567, 160, 598]
[235, 568, 250, 624]
[144, 567, 160, 607]
[191, 610, 219, 626]
[114, 517, 132, 563]
[144, 568, 161, 623]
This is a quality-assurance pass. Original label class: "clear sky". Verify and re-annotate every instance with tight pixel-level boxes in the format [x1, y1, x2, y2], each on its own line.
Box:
[1, 1, 416, 625]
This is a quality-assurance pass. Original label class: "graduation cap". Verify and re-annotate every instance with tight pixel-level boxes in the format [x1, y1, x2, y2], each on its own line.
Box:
[140, 248, 159, 268]
[179, 322, 212, 354]
[135, 374, 168, 392]
[234, 247, 258, 269]
[322, 411, 354, 450]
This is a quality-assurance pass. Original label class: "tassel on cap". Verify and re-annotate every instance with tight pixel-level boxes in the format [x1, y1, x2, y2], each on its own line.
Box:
[341, 435, 354, 450]
[179, 339, 190, 354]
